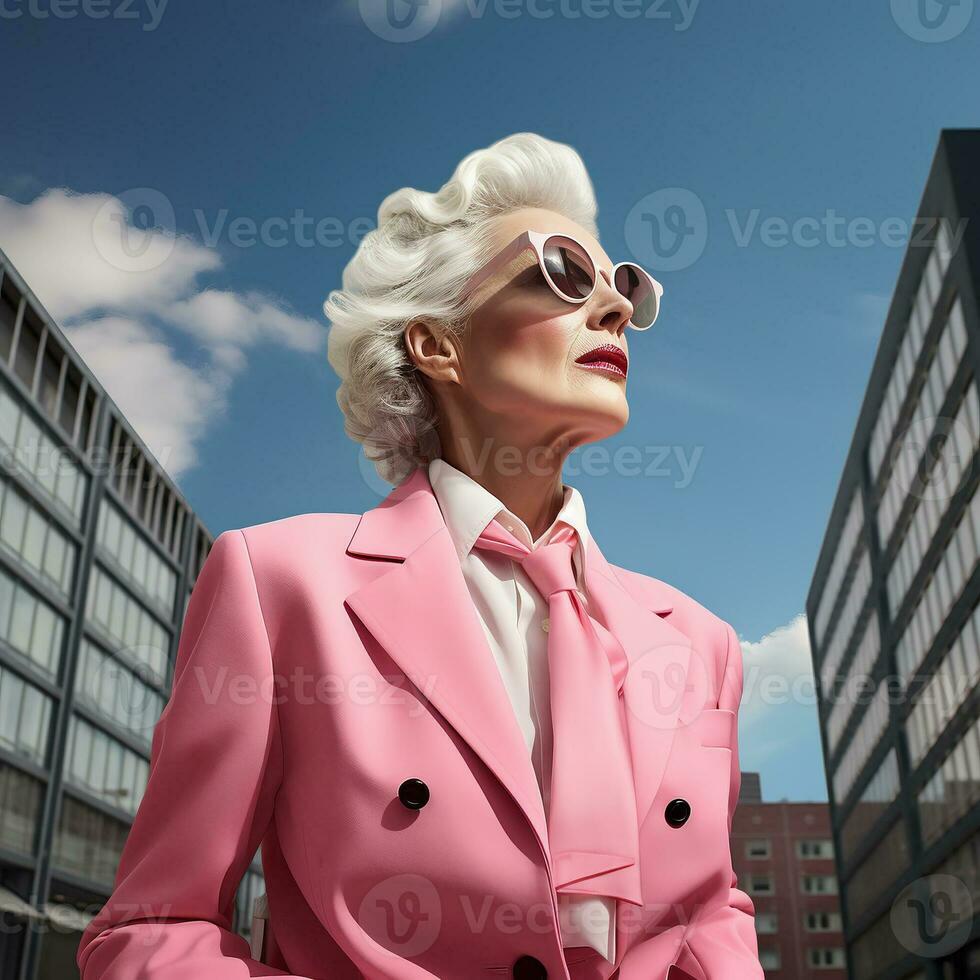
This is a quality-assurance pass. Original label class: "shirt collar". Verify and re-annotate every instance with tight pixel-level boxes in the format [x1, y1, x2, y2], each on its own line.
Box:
[427, 457, 591, 565]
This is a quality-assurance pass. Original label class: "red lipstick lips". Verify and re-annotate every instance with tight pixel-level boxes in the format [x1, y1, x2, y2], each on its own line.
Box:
[574, 342, 628, 379]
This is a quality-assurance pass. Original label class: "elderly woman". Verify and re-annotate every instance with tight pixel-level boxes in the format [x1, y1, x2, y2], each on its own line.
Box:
[77, 133, 762, 980]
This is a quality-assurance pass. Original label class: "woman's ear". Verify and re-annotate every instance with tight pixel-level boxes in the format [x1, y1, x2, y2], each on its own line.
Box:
[404, 319, 460, 385]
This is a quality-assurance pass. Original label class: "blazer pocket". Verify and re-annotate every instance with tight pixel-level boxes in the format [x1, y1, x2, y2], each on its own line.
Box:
[690, 708, 735, 749]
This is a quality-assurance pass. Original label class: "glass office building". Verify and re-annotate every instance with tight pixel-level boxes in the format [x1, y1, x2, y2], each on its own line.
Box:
[0, 247, 264, 979]
[806, 130, 980, 979]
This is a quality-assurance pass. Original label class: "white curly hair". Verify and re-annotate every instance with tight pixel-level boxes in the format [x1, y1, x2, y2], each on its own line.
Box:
[323, 132, 599, 486]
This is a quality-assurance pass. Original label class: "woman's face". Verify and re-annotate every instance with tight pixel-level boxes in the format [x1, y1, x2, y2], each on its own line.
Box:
[453, 207, 636, 457]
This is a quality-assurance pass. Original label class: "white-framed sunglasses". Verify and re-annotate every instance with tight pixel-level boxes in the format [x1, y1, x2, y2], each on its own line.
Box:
[460, 229, 664, 330]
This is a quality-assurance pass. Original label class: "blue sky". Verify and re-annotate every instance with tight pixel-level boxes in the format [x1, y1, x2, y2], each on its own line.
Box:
[1, 0, 977, 802]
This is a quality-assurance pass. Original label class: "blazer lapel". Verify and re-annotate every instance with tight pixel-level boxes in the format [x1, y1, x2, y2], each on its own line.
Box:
[343, 467, 552, 860]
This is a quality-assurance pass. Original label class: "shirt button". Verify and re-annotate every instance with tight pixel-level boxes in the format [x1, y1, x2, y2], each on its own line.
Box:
[506, 524, 514, 532]
[541, 618, 550, 632]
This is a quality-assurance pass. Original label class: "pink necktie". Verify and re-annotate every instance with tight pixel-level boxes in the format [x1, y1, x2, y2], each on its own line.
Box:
[472, 518, 643, 907]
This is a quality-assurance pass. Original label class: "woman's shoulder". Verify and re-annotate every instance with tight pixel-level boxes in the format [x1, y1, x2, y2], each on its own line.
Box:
[220, 511, 363, 570]
[236, 510, 362, 537]
[609, 562, 734, 652]
[610, 562, 706, 616]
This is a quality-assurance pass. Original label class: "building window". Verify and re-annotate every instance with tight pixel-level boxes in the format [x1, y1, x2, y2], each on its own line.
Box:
[825, 610, 882, 757]
[917, 707, 980, 847]
[0, 279, 21, 362]
[807, 947, 846, 968]
[84, 565, 170, 685]
[907, 599, 980, 770]
[74, 637, 165, 746]
[78, 385, 97, 453]
[819, 548, 874, 748]
[756, 912, 778, 934]
[839, 748, 902, 865]
[51, 794, 131, 887]
[58, 363, 82, 439]
[0, 474, 77, 598]
[832, 676, 891, 806]
[759, 948, 781, 970]
[63, 714, 150, 816]
[106, 418, 188, 560]
[38, 341, 61, 421]
[0, 759, 43, 856]
[797, 839, 834, 859]
[885, 367, 977, 618]
[96, 499, 178, 618]
[747, 874, 774, 895]
[802, 874, 839, 895]
[813, 490, 864, 650]
[0, 378, 89, 525]
[0, 562, 66, 677]
[805, 911, 842, 932]
[0, 661, 53, 766]
[12, 308, 41, 392]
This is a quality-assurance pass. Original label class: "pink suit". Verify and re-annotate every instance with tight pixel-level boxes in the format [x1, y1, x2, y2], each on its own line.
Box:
[76, 465, 763, 979]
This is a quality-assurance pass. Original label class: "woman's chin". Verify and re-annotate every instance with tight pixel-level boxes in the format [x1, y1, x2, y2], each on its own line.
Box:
[582, 384, 630, 424]
[571, 396, 630, 441]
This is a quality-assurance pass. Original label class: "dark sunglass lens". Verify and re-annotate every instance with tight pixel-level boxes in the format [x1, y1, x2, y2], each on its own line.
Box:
[543, 239, 595, 300]
[615, 264, 658, 329]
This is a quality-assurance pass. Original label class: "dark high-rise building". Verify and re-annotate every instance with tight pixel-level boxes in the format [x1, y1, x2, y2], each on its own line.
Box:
[0, 247, 264, 979]
[733, 773, 846, 978]
[806, 130, 980, 979]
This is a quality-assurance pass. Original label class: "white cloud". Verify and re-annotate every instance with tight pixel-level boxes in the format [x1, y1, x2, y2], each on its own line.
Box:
[163, 289, 323, 355]
[735, 612, 817, 745]
[0, 187, 325, 482]
[731, 613, 837, 802]
[0, 188, 220, 321]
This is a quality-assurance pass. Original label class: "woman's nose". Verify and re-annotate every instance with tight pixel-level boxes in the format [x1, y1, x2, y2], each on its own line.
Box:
[586, 269, 632, 335]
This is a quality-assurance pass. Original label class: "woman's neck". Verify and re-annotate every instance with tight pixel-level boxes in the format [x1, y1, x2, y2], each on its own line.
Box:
[438, 437, 569, 542]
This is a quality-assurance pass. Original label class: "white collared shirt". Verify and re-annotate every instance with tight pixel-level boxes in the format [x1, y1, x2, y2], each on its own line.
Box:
[427, 457, 617, 965]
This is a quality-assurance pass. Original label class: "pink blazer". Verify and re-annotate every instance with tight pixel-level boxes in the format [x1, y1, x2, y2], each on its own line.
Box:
[76, 465, 763, 980]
